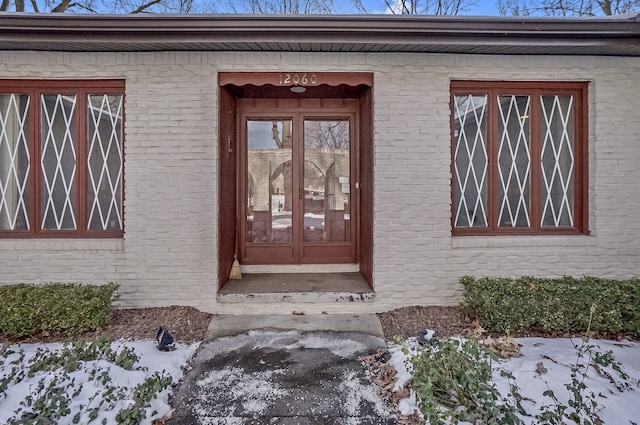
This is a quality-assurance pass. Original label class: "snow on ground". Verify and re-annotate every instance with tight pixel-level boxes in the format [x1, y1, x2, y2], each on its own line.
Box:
[202, 330, 368, 358]
[193, 366, 290, 418]
[338, 369, 390, 418]
[391, 335, 640, 424]
[0, 340, 198, 425]
[184, 330, 390, 424]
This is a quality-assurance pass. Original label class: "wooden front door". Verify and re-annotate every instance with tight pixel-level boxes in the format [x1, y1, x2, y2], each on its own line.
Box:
[238, 99, 358, 264]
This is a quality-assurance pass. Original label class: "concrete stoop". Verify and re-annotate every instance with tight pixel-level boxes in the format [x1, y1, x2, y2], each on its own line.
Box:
[217, 272, 375, 304]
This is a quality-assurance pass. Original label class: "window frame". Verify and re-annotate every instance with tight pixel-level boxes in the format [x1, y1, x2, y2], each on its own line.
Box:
[450, 80, 588, 236]
[0, 79, 125, 238]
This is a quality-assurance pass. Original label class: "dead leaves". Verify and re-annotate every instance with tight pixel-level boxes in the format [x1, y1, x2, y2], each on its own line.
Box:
[470, 318, 487, 337]
[484, 335, 523, 359]
[362, 349, 397, 394]
[361, 349, 421, 424]
[469, 319, 523, 358]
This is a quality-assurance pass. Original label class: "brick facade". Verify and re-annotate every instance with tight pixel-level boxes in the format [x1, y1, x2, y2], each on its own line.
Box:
[1, 51, 638, 314]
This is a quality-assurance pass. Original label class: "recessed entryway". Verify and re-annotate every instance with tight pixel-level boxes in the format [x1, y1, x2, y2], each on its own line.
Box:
[217, 72, 374, 291]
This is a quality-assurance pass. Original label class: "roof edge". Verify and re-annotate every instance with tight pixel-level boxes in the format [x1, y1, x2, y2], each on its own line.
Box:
[1, 12, 639, 55]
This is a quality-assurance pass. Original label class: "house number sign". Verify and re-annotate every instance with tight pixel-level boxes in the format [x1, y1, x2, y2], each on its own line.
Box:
[278, 73, 318, 86]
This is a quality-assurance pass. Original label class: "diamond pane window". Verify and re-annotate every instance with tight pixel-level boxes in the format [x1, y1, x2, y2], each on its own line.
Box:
[497, 95, 531, 228]
[41, 94, 77, 230]
[451, 81, 587, 235]
[0, 80, 125, 238]
[453, 94, 488, 228]
[0, 94, 30, 231]
[87, 94, 123, 231]
[541, 95, 574, 227]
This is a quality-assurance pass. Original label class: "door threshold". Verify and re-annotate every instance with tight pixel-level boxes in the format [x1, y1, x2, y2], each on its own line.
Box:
[218, 272, 374, 304]
[240, 263, 360, 274]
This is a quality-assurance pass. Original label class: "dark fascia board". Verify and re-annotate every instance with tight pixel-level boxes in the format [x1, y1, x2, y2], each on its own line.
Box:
[1, 12, 639, 55]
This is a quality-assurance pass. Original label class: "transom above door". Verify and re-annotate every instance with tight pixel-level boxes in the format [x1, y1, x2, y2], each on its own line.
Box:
[238, 100, 359, 264]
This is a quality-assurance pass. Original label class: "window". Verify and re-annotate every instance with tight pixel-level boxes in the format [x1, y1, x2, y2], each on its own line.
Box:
[451, 81, 587, 235]
[0, 80, 124, 237]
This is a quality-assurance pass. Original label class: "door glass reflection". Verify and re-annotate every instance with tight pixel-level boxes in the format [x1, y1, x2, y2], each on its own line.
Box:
[246, 120, 293, 243]
[303, 120, 350, 243]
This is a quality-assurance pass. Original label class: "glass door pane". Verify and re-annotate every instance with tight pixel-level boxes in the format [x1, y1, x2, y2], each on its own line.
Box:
[303, 119, 350, 243]
[246, 119, 293, 243]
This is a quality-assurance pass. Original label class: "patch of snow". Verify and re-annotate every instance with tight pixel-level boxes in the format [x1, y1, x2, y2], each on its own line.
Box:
[338, 370, 390, 417]
[202, 331, 368, 359]
[388, 338, 419, 391]
[198, 417, 245, 425]
[293, 334, 367, 358]
[397, 392, 418, 415]
[499, 338, 640, 424]
[389, 336, 640, 424]
[200, 331, 299, 358]
[193, 366, 289, 418]
[0, 340, 198, 425]
[419, 329, 436, 343]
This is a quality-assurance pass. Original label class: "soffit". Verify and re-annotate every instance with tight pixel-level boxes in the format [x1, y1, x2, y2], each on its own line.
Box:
[1, 13, 639, 57]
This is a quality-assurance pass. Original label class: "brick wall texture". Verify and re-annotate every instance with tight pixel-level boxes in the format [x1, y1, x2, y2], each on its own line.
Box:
[0, 51, 638, 314]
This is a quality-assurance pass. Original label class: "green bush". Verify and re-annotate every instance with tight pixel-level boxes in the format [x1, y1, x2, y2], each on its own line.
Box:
[461, 276, 640, 336]
[0, 283, 119, 337]
[411, 338, 524, 424]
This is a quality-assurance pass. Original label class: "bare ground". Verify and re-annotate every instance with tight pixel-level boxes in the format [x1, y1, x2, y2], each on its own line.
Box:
[8, 304, 628, 345]
[377, 305, 473, 340]
[0, 305, 471, 344]
[0, 306, 213, 344]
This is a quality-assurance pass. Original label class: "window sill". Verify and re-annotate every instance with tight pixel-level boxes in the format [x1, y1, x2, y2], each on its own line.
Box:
[452, 234, 596, 249]
[0, 238, 124, 252]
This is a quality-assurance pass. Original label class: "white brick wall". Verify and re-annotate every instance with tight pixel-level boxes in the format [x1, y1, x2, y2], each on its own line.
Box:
[0, 51, 638, 314]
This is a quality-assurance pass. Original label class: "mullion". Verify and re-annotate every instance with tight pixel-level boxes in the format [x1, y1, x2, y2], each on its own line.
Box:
[28, 89, 38, 234]
[76, 90, 87, 234]
[530, 91, 542, 231]
[33, 89, 42, 234]
[488, 89, 498, 232]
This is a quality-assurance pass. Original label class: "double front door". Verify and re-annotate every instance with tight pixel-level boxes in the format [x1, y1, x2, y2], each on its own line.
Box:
[238, 101, 358, 264]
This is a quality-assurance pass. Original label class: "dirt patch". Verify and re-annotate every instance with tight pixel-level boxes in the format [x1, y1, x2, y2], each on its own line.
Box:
[0, 306, 212, 344]
[92, 306, 213, 343]
[12, 304, 628, 345]
[377, 305, 473, 340]
[2, 305, 474, 345]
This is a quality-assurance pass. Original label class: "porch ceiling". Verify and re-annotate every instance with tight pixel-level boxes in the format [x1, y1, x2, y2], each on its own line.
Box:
[1, 13, 640, 56]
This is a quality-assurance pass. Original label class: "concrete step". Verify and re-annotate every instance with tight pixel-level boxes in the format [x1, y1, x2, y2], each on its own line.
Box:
[217, 272, 375, 304]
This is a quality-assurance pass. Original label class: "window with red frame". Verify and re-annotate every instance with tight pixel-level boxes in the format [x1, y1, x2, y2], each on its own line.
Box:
[451, 81, 588, 235]
[0, 80, 124, 237]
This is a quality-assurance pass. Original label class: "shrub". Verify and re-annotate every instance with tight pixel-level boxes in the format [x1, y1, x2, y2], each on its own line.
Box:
[461, 276, 640, 336]
[3, 338, 172, 425]
[408, 335, 632, 425]
[410, 338, 524, 424]
[0, 283, 119, 337]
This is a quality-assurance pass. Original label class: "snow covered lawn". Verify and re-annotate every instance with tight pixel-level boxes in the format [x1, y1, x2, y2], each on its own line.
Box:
[0, 339, 198, 425]
[390, 336, 640, 424]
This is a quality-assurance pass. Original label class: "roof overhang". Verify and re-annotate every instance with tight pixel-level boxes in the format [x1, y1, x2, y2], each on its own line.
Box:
[1, 12, 640, 56]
